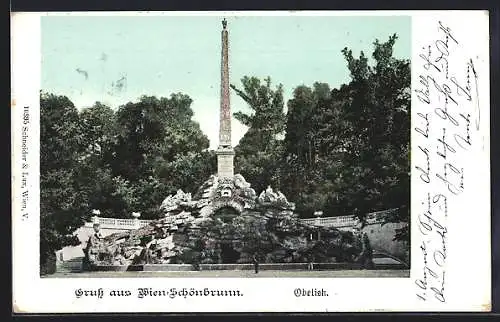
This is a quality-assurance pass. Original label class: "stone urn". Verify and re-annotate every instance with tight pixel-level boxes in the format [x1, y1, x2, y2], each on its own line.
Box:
[132, 212, 141, 229]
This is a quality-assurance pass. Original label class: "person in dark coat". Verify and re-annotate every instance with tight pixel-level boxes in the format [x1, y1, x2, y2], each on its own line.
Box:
[252, 252, 259, 274]
[308, 253, 314, 271]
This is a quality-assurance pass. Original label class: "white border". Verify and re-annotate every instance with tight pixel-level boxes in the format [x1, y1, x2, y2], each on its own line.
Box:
[410, 11, 490, 311]
[11, 10, 491, 312]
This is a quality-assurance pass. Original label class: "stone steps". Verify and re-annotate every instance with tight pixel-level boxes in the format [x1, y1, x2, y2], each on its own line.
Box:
[56, 257, 84, 273]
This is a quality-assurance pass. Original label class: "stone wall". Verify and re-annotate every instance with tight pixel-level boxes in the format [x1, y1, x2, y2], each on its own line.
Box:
[362, 222, 409, 263]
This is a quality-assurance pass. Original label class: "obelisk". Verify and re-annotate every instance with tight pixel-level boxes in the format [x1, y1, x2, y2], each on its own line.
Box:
[216, 18, 235, 178]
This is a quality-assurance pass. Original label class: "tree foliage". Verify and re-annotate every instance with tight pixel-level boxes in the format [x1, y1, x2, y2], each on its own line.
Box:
[40, 92, 215, 273]
[40, 93, 89, 272]
[40, 33, 410, 274]
[230, 76, 287, 193]
[232, 35, 410, 242]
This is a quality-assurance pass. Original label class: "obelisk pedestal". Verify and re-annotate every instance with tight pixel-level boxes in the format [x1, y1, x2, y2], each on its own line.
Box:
[216, 18, 235, 179]
[216, 148, 235, 178]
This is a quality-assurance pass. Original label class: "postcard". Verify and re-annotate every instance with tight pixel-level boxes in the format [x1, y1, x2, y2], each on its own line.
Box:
[11, 10, 490, 312]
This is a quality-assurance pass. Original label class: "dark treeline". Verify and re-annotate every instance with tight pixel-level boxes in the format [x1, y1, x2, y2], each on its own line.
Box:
[40, 35, 410, 272]
[233, 34, 409, 225]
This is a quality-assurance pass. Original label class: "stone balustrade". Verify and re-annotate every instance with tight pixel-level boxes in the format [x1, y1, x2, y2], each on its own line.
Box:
[301, 216, 358, 228]
[84, 217, 151, 230]
[84, 209, 397, 231]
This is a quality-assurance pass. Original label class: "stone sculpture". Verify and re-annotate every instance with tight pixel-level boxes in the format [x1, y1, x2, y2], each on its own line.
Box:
[160, 189, 196, 213]
[257, 186, 295, 210]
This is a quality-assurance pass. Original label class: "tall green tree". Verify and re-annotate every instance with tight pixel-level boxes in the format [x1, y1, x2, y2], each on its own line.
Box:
[110, 94, 213, 219]
[281, 34, 410, 239]
[79, 102, 117, 168]
[282, 83, 337, 216]
[40, 93, 88, 273]
[337, 34, 410, 226]
[112, 94, 209, 180]
[231, 76, 287, 193]
[40, 91, 217, 274]
[285, 82, 331, 168]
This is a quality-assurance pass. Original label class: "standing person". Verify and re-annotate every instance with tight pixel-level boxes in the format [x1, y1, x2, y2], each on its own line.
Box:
[308, 253, 314, 271]
[360, 232, 375, 269]
[84, 223, 104, 267]
[192, 251, 201, 271]
[252, 252, 259, 274]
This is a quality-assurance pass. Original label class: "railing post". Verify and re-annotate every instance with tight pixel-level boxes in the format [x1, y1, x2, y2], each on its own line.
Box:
[132, 212, 141, 229]
[91, 209, 101, 226]
[314, 210, 323, 241]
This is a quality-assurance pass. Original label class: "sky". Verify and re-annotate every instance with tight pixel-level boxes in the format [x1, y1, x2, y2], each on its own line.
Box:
[41, 14, 411, 150]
